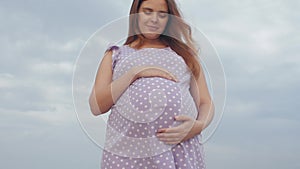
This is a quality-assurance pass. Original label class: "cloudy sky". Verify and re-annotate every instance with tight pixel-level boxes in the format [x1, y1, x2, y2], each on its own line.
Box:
[1, 0, 299, 169]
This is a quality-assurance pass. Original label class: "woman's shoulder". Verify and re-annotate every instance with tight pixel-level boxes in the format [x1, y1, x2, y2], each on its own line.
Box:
[106, 44, 133, 51]
[106, 43, 120, 52]
[106, 44, 138, 57]
[105, 44, 134, 70]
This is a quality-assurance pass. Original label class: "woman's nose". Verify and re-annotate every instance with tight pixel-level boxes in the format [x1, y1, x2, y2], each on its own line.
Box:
[150, 12, 159, 23]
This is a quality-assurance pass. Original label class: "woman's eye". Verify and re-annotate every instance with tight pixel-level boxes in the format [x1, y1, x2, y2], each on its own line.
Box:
[144, 10, 152, 15]
[159, 13, 168, 18]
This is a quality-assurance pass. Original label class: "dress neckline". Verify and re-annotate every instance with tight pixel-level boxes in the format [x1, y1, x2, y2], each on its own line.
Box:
[125, 45, 171, 51]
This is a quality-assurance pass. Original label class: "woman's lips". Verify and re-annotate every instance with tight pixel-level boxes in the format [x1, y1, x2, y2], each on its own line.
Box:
[146, 25, 159, 31]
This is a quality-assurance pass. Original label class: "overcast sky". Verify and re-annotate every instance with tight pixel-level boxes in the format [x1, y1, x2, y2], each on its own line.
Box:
[1, 0, 299, 169]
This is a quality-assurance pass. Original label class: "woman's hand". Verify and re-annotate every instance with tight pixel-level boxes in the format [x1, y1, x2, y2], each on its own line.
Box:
[130, 66, 178, 82]
[156, 115, 198, 145]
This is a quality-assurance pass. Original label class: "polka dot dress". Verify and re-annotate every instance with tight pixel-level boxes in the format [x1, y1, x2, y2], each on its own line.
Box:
[101, 45, 206, 169]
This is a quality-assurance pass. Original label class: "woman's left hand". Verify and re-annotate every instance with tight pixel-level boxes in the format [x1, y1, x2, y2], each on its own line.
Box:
[156, 115, 195, 145]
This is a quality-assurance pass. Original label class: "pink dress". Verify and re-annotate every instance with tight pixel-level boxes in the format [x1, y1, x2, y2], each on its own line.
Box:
[101, 45, 206, 169]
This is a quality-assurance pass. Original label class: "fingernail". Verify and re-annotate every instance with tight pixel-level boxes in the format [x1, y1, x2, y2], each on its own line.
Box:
[157, 129, 165, 133]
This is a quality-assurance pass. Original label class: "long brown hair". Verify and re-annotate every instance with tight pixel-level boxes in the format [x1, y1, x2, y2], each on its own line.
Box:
[124, 0, 201, 79]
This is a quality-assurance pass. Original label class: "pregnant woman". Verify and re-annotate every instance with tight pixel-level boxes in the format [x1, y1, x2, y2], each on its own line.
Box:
[89, 0, 214, 168]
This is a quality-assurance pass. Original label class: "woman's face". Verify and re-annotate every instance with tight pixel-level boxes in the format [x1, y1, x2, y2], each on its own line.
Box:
[138, 0, 169, 40]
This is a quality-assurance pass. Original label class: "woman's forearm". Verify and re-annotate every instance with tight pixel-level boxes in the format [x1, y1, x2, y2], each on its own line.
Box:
[90, 65, 177, 116]
[89, 70, 137, 116]
[183, 102, 215, 141]
[197, 102, 215, 130]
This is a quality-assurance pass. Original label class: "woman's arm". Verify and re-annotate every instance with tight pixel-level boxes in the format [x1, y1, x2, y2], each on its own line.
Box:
[187, 65, 215, 137]
[89, 50, 178, 116]
[89, 51, 137, 115]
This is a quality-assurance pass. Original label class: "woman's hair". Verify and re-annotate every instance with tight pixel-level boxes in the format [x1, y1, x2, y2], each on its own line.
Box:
[124, 0, 201, 79]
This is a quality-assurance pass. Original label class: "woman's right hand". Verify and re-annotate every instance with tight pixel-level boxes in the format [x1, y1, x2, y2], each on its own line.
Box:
[130, 66, 178, 82]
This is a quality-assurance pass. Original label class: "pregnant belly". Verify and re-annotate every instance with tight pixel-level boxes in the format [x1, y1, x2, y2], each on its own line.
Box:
[115, 77, 182, 124]
[106, 77, 197, 157]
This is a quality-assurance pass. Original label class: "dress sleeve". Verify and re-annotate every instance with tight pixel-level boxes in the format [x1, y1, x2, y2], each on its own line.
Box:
[106, 44, 120, 71]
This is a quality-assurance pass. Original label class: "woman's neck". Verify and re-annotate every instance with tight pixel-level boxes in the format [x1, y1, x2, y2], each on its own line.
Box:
[130, 38, 168, 49]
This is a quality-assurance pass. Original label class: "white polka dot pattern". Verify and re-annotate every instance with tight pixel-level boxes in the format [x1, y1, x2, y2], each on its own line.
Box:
[102, 45, 206, 169]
